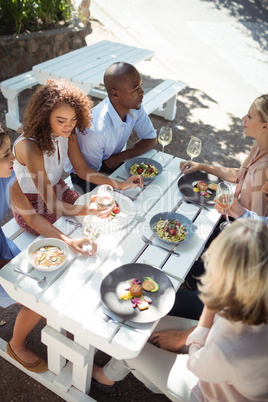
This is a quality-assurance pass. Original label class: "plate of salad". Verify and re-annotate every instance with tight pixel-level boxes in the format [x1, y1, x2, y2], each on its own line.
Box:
[149, 212, 195, 245]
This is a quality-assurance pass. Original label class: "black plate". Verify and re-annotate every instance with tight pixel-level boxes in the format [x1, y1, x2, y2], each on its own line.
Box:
[177, 171, 223, 205]
[149, 212, 195, 245]
[100, 263, 175, 323]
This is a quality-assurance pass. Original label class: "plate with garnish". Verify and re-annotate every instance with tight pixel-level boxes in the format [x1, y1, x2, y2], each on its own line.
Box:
[101, 263, 175, 323]
[177, 171, 223, 205]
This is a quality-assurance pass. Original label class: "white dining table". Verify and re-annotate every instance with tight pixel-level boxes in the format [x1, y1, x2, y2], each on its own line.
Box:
[0, 149, 222, 401]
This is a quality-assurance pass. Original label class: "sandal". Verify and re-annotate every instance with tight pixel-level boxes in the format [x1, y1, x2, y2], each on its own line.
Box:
[7, 342, 48, 373]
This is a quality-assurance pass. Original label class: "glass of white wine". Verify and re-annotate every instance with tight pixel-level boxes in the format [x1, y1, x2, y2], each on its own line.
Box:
[186, 137, 202, 161]
[96, 185, 114, 209]
[215, 182, 234, 230]
[81, 215, 102, 256]
[158, 126, 172, 160]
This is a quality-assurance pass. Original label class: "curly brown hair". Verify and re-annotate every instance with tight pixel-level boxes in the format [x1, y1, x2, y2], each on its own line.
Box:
[0, 124, 9, 148]
[19, 79, 93, 156]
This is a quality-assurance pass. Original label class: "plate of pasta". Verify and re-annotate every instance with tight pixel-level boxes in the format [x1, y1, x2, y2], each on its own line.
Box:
[125, 157, 163, 180]
[149, 212, 195, 245]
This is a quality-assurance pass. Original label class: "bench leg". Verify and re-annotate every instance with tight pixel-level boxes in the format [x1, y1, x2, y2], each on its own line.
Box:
[5, 98, 21, 131]
[151, 93, 178, 121]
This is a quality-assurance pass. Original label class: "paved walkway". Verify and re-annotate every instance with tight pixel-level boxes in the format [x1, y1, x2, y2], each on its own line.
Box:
[0, 1, 267, 400]
[90, 0, 268, 117]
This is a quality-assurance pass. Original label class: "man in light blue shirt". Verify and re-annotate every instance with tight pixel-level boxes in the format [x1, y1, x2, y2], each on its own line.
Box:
[65, 62, 157, 194]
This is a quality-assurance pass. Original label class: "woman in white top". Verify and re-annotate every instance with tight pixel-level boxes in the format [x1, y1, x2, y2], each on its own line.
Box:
[13, 80, 142, 234]
[92, 220, 268, 401]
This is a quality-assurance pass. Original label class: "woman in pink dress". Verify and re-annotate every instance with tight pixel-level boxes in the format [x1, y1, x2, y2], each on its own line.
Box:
[180, 94, 268, 216]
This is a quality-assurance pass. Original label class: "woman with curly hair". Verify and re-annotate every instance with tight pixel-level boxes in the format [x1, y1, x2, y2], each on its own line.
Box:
[92, 220, 268, 401]
[13, 80, 141, 234]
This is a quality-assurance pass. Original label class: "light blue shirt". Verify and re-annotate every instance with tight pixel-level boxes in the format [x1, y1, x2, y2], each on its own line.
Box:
[238, 208, 268, 225]
[65, 97, 156, 173]
[0, 170, 20, 260]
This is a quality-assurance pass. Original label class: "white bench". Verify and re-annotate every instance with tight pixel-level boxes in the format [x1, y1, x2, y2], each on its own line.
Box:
[91, 79, 185, 121]
[1, 71, 39, 131]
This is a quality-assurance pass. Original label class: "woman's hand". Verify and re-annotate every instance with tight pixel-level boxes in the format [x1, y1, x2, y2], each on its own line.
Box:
[118, 175, 144, 191]
[180, 160, 200, 174]
[150, 328, 195, 352]
[67, 237, 97, 256]
[214, 197, 245, 219]
[85, 195, 114, 218]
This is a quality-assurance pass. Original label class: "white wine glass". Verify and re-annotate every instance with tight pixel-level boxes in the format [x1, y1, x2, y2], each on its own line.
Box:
[215, 182, 234, 230]
[186, 137, 202, 161]
[158, 126, 172, 160]
[82, 215, 102, 241]
[81, 215, 102, 256]
[96, 185, 114, 209]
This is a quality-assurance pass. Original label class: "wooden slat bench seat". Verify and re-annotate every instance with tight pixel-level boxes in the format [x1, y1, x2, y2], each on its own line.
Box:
[1, 71, 39, 131]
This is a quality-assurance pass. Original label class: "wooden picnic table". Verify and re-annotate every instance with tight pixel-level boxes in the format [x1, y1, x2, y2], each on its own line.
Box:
[0, 149, 222, 401]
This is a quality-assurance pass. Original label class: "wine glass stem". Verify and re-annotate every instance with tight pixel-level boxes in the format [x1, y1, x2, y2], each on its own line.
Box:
[225, 213, 230, 225]
[162, 145, 165, 155]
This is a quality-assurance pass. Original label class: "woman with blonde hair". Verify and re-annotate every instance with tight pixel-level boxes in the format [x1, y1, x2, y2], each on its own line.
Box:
[92, 219, 268, 401]
[181, 94, 268, 216]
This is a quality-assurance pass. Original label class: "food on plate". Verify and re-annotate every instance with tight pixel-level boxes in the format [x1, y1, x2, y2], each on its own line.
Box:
[129, 162, 158, 178]
[154, 219, 186, 243]
[129, 283, 143, 297]
[198, 182, 208, 192]
[142, 277, 159, 292]
[208, 183, 217, 191]
[192, 180, 217, 198]
[119, 277, 159, 311]
[108, 201, 120, 221]
[31, 245, 65, 268]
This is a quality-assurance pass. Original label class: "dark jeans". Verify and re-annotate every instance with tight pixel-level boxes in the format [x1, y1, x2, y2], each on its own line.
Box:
[168, 289, 203, 321]
[70, 173, 97, 195]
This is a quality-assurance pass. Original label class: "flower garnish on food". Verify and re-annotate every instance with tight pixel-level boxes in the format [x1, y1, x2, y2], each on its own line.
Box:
[154, 219, 186, 242]
[192, 180, 217, 198]
[31, 246, 65, 268]
[119, 277, 159, 311]
[108, 201, 120, 221]
[129, 162, 158, 178]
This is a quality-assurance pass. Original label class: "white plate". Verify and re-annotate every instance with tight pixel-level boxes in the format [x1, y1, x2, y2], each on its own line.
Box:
[27, 238, 69, 272]
[74, 192, 136, 233]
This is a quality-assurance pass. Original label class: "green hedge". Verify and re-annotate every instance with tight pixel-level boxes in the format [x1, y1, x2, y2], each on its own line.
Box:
[0, 0, 73, 35]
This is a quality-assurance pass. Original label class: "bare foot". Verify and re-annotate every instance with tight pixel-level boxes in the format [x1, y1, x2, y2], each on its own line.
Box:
[9, 341, 40, 364]
[92, 363, 115, 386]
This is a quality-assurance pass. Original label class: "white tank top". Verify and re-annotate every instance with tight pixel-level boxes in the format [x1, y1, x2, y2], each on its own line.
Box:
[13, 135, 68, 194]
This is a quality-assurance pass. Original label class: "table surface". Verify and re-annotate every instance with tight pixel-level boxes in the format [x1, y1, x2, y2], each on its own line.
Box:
[0, 149, 222, 399]
[32, 40, 155, 94]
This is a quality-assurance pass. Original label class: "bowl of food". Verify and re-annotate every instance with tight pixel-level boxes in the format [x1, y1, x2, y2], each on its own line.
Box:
[27, 238, 68, 272]
[149, 212, 195, 245]
[125, 157, 163, 180]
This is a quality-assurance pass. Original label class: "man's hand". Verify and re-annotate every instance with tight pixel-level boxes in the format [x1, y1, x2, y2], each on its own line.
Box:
[150, 327, 195, 352]
[102, 153, 125, 171]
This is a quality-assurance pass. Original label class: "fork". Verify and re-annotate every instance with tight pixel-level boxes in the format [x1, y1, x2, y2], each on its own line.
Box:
[102, 312, 140, 332]
[141, 235, 180, 256]
[142, 260, 184, 283]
